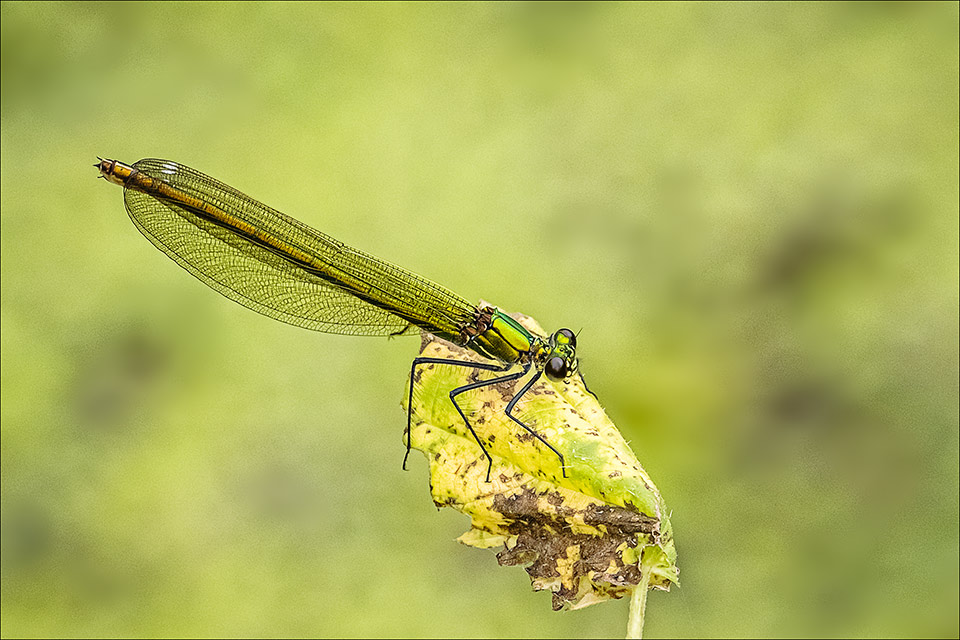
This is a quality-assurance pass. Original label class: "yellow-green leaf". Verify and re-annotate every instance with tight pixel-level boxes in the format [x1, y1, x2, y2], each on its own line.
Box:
[403, 311, 678, 611]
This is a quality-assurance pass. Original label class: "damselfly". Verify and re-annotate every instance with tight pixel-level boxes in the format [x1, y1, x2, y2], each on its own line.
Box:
[97, 158, 584, 480]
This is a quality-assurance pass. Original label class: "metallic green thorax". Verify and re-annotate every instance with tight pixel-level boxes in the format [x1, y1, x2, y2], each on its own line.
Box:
[465, 308, 578, 379]
[467, 308, 536, 363]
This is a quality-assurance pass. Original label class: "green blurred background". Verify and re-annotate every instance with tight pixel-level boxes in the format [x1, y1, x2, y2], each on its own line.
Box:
[2, 2, 957, 637]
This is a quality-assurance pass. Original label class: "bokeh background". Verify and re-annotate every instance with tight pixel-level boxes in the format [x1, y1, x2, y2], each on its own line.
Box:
[2, 2, 957, 637]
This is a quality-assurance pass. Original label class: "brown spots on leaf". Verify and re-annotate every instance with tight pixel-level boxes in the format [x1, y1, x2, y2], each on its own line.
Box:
[582, 504, 659, 536]
[493, 382, 516, 404]
[490, 488, 658, 538]
[495, 524, 647, 611]
[515, 430, 534, 443]
[540, 387, 557, 398]
[482, 488, 663, 608]
[497, 541, 541, 568]
[491, 487, 541, 528]
[544, 491, 564, 508]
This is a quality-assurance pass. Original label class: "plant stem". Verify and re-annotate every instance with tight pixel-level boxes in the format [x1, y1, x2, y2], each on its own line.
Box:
[626, 561, 651, 639]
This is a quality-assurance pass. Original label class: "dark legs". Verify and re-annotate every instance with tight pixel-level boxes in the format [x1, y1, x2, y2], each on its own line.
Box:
[446, 362, 531, 482]
[404, 357, 511, 475]
[404, 357, 565, 482]
[504, 370, 566, 478]
[579, 371, 599, 399]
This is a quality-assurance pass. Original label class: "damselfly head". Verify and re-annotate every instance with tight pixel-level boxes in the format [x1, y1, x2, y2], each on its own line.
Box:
[543, 327, 579, 381]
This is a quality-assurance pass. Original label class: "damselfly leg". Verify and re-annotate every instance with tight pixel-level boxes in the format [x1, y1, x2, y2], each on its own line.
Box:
[404, 357, 566, 482]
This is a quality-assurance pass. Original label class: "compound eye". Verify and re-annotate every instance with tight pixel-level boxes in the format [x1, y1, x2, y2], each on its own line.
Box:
[556, 328, 577, 348]
[545, 356, 568, 381]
